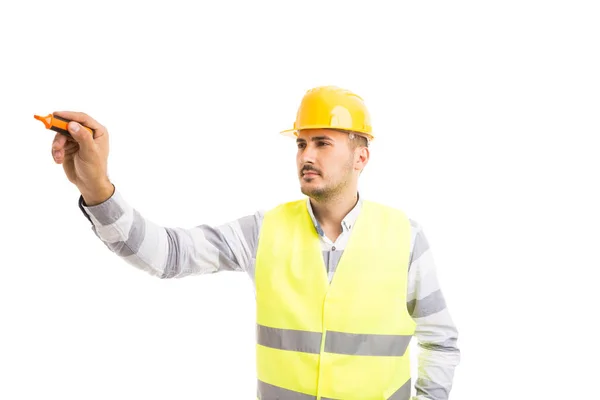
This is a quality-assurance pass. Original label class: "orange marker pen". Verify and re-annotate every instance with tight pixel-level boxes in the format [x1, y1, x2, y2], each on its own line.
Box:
[34, 113, 93, 138]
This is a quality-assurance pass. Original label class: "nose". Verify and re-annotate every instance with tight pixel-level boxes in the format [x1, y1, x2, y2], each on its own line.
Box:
[299, 142, 317, 164]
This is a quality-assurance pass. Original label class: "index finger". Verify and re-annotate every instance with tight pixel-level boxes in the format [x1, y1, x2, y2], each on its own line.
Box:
[52, 111, 105, 132]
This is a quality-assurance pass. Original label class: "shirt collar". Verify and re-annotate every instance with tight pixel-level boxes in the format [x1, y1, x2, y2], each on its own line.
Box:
[306, 193, 363, 237]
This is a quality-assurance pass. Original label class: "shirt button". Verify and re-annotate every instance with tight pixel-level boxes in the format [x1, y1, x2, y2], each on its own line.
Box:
[332, 246, 336, 251]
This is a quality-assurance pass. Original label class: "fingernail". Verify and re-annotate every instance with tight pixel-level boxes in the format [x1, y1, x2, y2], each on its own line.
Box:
[69, 122, 80, 133]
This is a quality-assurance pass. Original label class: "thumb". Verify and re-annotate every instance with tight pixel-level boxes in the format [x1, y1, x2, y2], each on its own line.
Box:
[67, 121, 94, 149]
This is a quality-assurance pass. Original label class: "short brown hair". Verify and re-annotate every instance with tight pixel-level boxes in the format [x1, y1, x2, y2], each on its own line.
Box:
[332, 129, 369, 149]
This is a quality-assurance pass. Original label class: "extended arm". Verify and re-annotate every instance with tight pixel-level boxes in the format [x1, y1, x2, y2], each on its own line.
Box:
[78, 187, 259, 278]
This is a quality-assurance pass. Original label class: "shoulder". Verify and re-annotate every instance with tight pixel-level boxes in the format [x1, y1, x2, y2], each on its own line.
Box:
[218, 197, 304, 245]
[261, 199, 308, 222]
[266, 198, 306, 212]
[223, 199, 307, 260]
[362, 198, 415, 222]
[362, 199, 424, 245]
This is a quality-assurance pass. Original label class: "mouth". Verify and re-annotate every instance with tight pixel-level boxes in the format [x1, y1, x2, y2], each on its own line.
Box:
[301, 171, 320, 178]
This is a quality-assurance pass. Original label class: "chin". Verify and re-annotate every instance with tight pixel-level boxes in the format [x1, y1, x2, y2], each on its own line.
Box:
[300, 184, 314, 195]
[300, 185, 325, 198]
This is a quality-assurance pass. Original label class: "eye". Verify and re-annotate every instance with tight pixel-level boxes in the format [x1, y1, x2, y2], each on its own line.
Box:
[318, 141, 329, 146]
[297, 142, 306, 149]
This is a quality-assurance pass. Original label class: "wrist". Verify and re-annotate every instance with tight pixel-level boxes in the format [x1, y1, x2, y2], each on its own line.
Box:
[80, 180, 114, 206]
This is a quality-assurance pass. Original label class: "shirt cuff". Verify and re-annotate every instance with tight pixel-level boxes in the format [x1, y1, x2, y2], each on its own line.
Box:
[78, 185, 126, 227]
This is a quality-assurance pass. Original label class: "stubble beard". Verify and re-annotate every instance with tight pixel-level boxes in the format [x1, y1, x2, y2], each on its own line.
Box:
[301, 161, 354, 202]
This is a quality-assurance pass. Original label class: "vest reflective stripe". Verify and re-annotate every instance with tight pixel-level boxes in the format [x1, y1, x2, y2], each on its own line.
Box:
[257, 324, 322, 354]
[257, 324, 412, 357]
[258, 380, 317, 400]
[383, 378, 412, 400]
[255, 199, 415, 399]
[324, 330, 412, 357]
[257, 378, 412, 400]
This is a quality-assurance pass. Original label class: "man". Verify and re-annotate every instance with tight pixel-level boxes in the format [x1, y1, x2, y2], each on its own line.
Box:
[51, 86, 460, 399]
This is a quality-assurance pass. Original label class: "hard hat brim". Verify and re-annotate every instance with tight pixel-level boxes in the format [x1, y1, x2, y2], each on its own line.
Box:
[279, 128, 298, 138]
[280, 127, 374, 142]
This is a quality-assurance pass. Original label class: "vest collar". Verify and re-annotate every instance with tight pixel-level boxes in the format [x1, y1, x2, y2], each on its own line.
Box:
[305, 193, 363, 237]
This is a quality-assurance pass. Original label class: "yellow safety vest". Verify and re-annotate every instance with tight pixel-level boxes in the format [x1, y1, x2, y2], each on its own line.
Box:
[255, 199, 416, 400]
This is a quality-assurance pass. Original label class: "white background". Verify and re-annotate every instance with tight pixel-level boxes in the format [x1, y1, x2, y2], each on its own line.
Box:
[1, 1, 599, 399]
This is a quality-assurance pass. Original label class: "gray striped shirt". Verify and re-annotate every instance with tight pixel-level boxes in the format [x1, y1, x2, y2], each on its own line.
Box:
[78, 188, 460, 400]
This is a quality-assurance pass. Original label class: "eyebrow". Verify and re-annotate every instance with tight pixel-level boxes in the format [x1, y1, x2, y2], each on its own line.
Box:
[296, 135, 334, 143]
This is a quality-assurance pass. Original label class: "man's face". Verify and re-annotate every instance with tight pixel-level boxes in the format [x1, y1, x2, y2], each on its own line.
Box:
[296, 129, 357, 200]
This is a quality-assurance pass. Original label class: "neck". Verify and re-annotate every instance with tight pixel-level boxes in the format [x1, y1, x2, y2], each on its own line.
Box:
[309, 188, 359, 230]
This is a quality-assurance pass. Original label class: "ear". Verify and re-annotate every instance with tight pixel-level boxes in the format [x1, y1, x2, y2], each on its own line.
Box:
[355, 146, 369, 171]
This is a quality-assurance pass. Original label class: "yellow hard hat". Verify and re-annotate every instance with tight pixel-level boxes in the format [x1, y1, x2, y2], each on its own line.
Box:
[280, 86, 374, 141]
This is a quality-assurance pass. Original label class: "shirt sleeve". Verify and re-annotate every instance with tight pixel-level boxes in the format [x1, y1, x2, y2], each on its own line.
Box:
[78, 186, 261, 279]
[407, 220, 461, 400]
